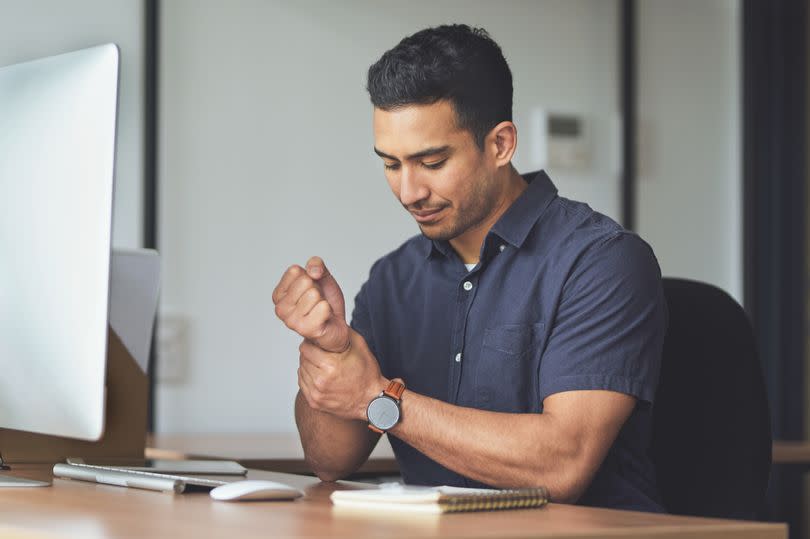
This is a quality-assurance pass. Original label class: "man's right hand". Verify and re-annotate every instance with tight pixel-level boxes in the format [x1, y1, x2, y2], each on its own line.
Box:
[272, 256, 351, 353]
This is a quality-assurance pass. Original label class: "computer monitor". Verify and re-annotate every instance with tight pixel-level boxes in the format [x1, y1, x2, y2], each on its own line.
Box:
[0, 44, 119, 485]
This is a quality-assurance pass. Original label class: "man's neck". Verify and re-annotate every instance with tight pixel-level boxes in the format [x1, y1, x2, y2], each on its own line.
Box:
[449, 168, 527, 264]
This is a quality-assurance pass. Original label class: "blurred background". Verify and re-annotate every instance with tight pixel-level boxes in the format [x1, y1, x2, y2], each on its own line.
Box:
[1, 0, 807, 535]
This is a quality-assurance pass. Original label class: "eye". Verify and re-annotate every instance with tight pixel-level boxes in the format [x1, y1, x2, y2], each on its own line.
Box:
[422, 159, 447, 170]
[384, 162, 400, 171]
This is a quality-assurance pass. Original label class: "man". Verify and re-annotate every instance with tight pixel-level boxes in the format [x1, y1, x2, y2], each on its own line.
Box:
[272, 24, 666, 512]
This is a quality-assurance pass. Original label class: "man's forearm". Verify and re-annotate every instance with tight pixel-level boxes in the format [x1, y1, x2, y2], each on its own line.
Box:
[388, 390, 610, 502]
[291, 326, 631, 501]
[295, 391, 379, 481]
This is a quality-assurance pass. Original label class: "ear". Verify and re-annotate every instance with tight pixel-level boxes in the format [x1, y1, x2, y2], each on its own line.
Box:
[487, 121, 518, 167]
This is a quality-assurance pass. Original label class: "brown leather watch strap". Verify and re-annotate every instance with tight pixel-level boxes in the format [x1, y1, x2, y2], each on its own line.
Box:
[383, 379, 405, 400]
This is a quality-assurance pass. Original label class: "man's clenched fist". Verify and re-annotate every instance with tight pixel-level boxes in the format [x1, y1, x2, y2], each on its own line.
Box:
[272, 256, 351, 353]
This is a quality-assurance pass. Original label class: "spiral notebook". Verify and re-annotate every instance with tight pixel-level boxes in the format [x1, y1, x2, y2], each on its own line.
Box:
[330, 483, 549, 514]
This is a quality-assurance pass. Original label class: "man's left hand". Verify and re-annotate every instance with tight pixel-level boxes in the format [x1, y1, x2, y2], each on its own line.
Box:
[298, 330, 389, 422]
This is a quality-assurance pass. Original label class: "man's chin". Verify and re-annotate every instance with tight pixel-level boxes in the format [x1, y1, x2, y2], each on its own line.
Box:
[418, 223, 456, 242]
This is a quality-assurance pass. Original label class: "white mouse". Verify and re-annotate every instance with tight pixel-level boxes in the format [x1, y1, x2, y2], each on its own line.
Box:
[209, 480, 304, 502]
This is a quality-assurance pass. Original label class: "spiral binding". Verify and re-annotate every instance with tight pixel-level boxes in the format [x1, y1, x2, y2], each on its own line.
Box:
[437, 487, 549, 513]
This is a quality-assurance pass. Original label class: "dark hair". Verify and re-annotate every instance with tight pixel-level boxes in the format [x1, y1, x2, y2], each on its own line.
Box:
[367, 24, 513, 149]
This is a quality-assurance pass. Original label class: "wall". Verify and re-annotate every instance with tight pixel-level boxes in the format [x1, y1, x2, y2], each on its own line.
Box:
[636, 0, 742, 302]
[157, 0, 622, 433]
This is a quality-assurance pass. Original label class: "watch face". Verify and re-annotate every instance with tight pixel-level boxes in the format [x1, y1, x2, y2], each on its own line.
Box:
[367, 396, 400, 431]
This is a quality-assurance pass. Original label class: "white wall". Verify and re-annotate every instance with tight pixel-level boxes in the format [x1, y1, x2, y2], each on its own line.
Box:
[636, 0, 742, 302]
[157, 0, 622, 433]
[0, 0, 144, 248]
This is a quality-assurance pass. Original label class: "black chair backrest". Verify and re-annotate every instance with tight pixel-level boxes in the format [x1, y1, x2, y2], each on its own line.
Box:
[651, 278, 772, 519]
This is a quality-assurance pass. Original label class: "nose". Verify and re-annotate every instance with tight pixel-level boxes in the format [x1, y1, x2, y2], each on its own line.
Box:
[398, 167, 429, 207]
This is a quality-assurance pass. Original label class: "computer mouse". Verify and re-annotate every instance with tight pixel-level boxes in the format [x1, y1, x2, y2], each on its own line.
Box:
[209, 480, 305, 502]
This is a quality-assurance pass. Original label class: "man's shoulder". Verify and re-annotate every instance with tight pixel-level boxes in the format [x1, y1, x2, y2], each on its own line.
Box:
[538, 195, 657, 264]
[543, 198, 662, 300]
[551, 195, 624, 240]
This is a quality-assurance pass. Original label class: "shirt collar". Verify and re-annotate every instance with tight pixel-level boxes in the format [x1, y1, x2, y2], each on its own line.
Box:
[490, 170, 558, 248]
[422, 170, 558, 259]
[421, 235, 448, 259]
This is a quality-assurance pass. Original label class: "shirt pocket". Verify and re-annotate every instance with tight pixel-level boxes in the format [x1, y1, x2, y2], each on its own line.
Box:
[475, 323, 545, 412]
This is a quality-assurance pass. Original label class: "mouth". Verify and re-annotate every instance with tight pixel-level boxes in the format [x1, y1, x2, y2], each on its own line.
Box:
[410, 207, 445, 224]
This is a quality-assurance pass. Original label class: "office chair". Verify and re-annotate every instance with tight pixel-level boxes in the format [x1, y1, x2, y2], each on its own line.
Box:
[651, 278, 772, 519]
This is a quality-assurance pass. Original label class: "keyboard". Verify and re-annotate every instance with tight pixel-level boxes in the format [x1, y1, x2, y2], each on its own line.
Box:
[61, 462, 230, 488]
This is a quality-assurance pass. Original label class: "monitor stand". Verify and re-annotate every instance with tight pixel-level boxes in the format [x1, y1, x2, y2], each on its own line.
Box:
[0, 453, 49, 487]
[0, 329, 147, 488]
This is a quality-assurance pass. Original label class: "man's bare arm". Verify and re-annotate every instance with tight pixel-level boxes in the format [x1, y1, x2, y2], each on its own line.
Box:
[388, 389, 634, 503]
[294, 391, 379, 481]
[298, 334, 635, 503]
[272, 257, 383, 480]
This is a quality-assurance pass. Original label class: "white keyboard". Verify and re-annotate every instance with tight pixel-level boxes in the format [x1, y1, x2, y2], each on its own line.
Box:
[64, 462, 229, 488]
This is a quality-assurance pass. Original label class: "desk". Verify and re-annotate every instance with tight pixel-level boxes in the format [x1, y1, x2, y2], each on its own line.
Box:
[147, 432, 398, 476]
[772, 441, 810, 466]
[0, 464, 787, 538]
[149, 434, 808, 475]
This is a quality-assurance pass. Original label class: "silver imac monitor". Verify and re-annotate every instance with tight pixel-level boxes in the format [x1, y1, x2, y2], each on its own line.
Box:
[0, 44, 119, 485]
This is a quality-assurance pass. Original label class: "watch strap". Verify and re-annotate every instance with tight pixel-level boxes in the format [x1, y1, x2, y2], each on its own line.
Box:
[382, 379, 405, 401]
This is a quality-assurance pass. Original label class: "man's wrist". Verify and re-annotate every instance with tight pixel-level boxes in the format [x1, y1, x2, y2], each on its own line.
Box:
[336, 335, 352, 355]
[331, 323, 353, 355]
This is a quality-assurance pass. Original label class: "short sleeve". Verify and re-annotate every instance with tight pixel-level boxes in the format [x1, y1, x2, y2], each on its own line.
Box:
[350, 276, 379, 361]
[537, 232, 667, 404]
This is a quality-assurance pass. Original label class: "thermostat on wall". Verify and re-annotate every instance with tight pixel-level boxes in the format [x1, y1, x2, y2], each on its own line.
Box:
[527, 109, 591, 171]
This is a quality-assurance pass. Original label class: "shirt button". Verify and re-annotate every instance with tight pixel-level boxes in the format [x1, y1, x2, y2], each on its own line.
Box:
[463, 281, 473, 291]
[454, 353, 462, 362]
[499, 244, 506, 252]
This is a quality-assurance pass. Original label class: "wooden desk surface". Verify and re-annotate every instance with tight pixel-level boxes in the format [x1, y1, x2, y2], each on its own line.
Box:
[148, 433, 810, 476]
[0, 464, 787, 539]
[772, 440, 810, 465]
[147, 432, 398, 476]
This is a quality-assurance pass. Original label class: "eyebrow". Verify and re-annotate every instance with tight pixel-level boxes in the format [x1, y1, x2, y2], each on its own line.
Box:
[373, 145, 451, 162]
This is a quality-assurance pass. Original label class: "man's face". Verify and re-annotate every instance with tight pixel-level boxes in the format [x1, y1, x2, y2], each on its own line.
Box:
[373, 100, 500, 242]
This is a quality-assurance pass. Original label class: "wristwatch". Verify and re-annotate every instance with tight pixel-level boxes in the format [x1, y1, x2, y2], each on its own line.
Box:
[366, 380, 405, 433]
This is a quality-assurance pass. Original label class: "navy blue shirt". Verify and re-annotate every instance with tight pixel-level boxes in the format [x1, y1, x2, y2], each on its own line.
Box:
[351, 171, 667, 512]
